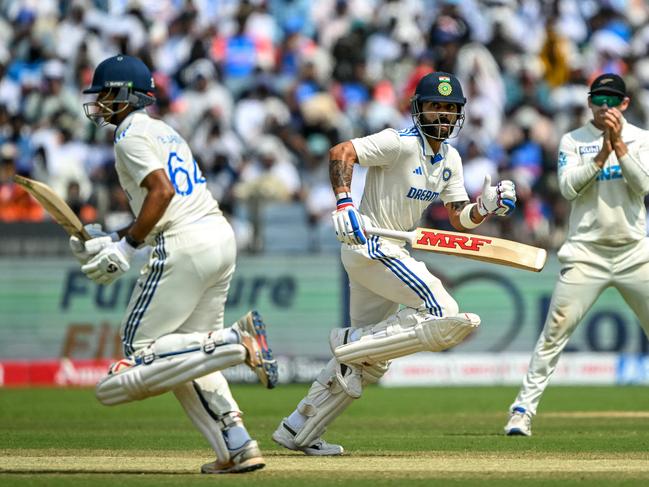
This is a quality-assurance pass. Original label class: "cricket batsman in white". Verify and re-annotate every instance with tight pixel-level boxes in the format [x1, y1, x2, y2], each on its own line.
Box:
[272, 72, 517, 454]
[71, 55, 278, 473]
[505, 73, 649, 436]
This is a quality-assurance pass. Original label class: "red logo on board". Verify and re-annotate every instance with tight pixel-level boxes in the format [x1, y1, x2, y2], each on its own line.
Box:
[416, 231, 492, 252]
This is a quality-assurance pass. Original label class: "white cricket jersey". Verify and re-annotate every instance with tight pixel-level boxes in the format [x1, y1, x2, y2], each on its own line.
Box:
[558, 119, 649, 246]
[351, 126, 468, 232]
[113, 111, 221, 238]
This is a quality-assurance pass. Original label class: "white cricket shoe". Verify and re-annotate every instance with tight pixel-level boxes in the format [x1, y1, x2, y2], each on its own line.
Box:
[232, 311, 278, 389]
[201, 439, 265, 474]
[272, 418, 344, 456]
[504, 406, 532, 436]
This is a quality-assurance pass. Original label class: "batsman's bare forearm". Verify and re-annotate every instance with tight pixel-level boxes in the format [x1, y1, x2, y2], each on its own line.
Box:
[329, 141, 358, 194]
[119, 169, 175, 243]
[446, 200, 485, 231]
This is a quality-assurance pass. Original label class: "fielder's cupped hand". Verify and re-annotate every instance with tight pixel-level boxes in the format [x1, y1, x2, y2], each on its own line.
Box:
[81, 237, 136, 285]
[332, 196, 367, 246]
[601, 108, 623, 143]
[69, 224, 119, 264]
[477, 174, 516, 217]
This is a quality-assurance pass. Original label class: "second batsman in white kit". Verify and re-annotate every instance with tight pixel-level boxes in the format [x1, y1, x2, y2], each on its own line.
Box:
[71, 55, 278, 474]
[272, 72, 518, 454]
[505, 73, 649, 436]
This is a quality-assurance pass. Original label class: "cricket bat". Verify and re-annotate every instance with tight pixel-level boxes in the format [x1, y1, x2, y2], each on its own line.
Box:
[365, 225, 547, 272]
[13, 175, 91, 241]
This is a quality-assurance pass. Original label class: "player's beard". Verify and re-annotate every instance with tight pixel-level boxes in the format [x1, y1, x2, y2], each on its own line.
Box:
[422, 116, 454, 140]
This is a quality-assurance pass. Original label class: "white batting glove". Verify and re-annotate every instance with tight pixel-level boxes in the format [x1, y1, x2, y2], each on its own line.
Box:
[332, 195, 367, 246]
[477, 175, 516, 217]
[81, 237, 136, 285]
[69, 224, 119, 264]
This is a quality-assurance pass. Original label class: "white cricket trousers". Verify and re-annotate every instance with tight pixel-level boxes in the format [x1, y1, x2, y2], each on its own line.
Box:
[512, 238, 649, 415]
[120, 214, 240, 414]
[342, 235, 459, 327]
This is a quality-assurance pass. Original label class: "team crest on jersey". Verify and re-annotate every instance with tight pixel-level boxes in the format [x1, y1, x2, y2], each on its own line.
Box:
[438, 82, 452, 96]
[413, 167, 423, 175]
[442, 168, 452, 181]
[558, 151, 567, 167]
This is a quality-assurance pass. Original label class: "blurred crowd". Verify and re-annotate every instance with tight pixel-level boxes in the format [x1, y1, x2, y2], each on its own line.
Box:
[1, 0, 649, 252]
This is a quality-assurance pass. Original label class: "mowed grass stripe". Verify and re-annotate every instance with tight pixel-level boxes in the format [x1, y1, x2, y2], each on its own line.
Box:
[544, 411, 649, 418]
[5, 449, 649, 459]
[3, 453, 649, 474]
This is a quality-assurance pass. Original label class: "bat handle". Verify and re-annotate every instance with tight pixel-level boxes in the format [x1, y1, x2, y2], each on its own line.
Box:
[364, 226, 415, 244]
[79, 229, 92, 241]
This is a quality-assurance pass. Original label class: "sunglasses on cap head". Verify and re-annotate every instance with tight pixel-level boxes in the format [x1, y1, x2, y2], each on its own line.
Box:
[591, 94, 623, 107]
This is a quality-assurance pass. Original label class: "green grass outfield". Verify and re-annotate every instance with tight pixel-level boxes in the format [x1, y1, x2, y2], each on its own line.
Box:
[2, 385, 649, 486]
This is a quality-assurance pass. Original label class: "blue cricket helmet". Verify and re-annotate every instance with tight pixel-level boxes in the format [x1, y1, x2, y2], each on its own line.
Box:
[413, 71, 466, 106]
[84, 54, 155, 96]
[411, 72, 466, 140]
[83, 55, 156, 127]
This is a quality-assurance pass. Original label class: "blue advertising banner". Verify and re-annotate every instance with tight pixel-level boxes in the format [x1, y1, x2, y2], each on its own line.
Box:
[1, 251, 647, 361]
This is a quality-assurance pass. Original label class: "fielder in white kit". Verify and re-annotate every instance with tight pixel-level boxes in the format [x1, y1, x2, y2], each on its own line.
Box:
[272, 72, 517, 454]
[71, 55, 278, 473]
[505, 73, 649, 436]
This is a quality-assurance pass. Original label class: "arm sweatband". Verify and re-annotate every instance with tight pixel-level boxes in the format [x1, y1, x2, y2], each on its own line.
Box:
[459, 203, 481, 229]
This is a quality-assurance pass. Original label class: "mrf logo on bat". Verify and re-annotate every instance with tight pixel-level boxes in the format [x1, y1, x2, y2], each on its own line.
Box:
[416, 230, 492, 252]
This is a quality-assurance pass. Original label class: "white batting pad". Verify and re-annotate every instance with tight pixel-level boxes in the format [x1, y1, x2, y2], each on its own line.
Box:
[96, 333, 246, 405]
[293, 360, 389, 447]
[332, 309, 480, 365]
[173, 379, 231, 463]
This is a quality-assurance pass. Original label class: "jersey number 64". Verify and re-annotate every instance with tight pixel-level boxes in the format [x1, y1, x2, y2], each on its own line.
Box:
[167, 151, 206, 196]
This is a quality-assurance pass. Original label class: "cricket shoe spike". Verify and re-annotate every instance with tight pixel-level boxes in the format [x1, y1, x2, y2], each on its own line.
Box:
[272, 418, 344, 456]
[201, 439, 265, 474]
[504, 406, 532, 436]
[232, 311, 278, 389]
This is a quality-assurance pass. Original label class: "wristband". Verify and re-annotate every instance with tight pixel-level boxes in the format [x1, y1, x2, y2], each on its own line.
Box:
[459, 203, 481, 229]
[336, 192, 354, 210]
[125, 233, 143, 248]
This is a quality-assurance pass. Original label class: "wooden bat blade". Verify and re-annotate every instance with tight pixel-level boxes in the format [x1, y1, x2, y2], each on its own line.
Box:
[13, 175, 91, 241]
[411, 227, 547, 272]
